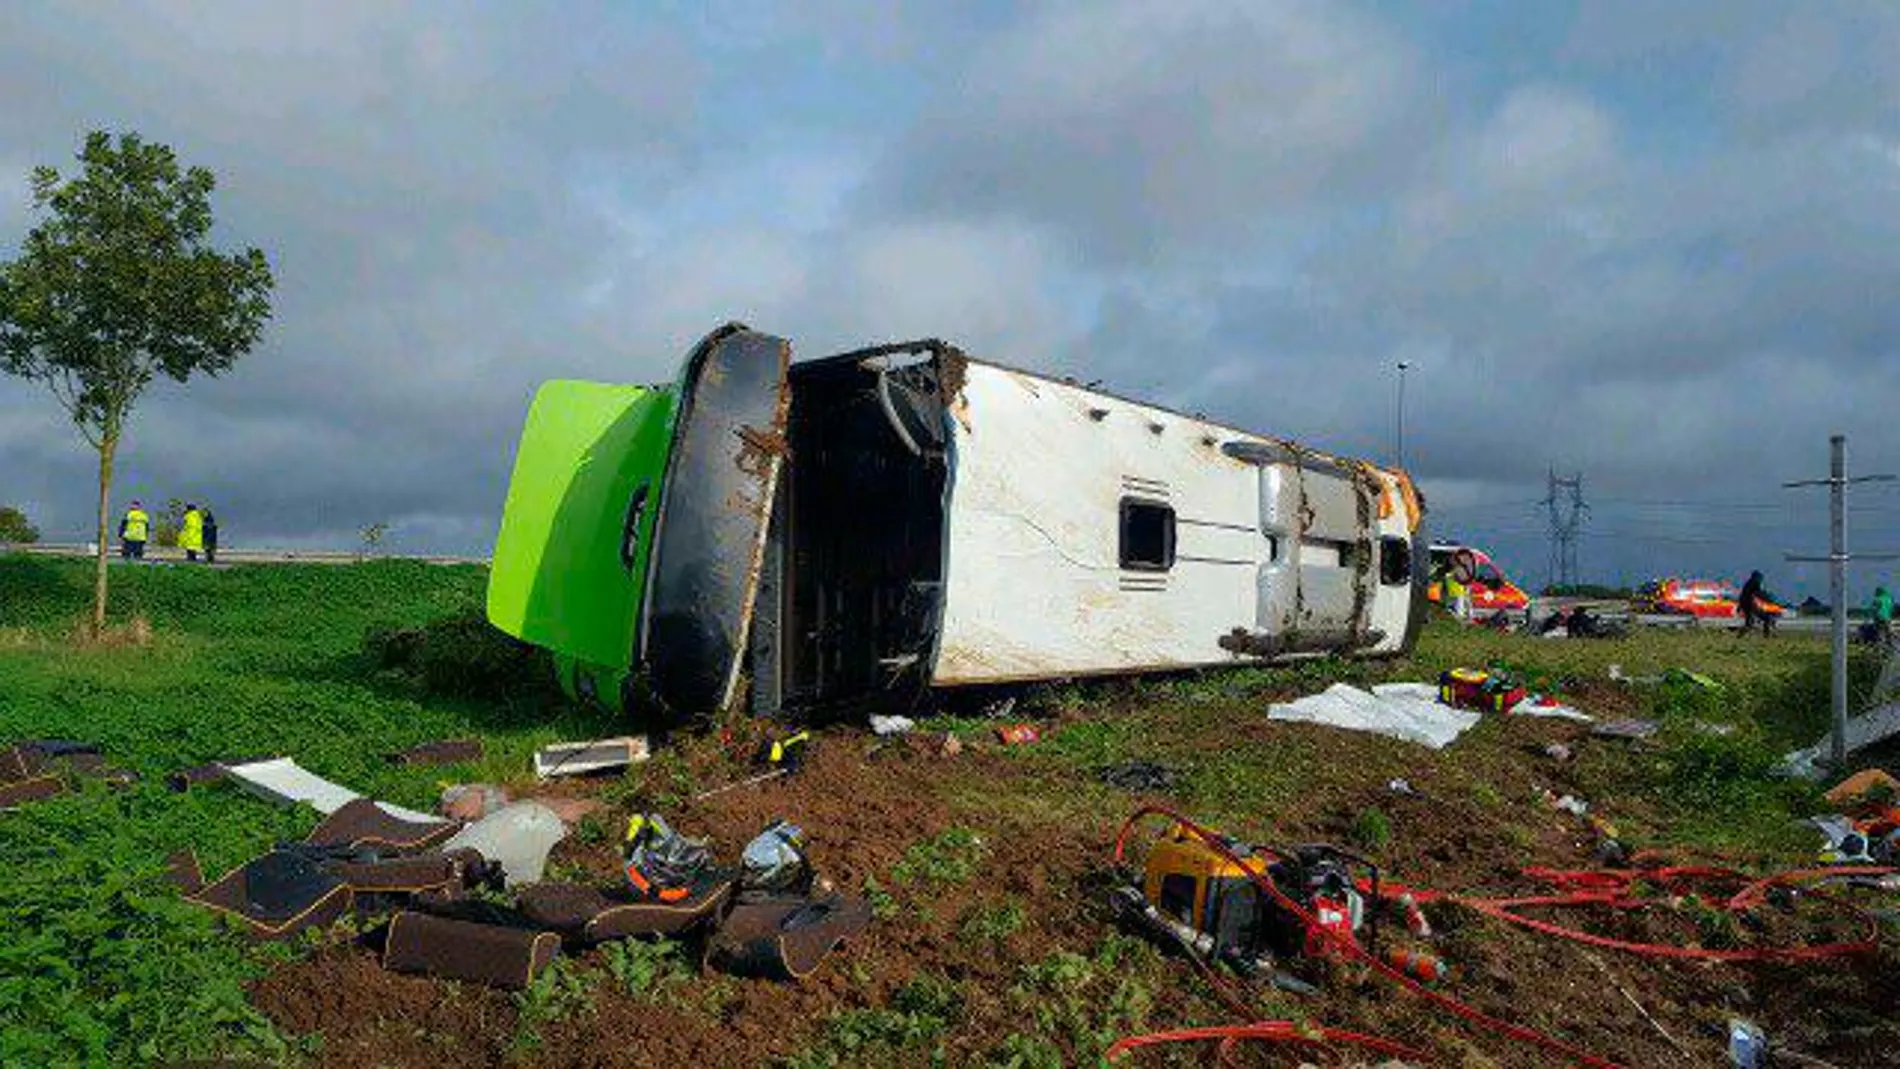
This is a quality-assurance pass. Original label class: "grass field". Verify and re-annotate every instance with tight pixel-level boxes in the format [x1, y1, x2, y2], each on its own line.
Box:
[0, 554, 1893, 1067]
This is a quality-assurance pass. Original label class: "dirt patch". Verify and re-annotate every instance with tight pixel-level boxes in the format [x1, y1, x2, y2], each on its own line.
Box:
[248, 703, 1900, 1069]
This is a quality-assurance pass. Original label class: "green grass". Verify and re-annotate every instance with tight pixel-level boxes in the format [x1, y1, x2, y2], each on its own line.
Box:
[1, 557, 1879, 1066]
[0, 555, 615, 1066]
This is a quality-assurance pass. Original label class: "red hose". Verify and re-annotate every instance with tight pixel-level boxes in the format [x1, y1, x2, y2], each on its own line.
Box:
[1443, 864, 1892, 963]
[1106, 1021, 1428, 1062]
[1111, 804, 1623, 1068]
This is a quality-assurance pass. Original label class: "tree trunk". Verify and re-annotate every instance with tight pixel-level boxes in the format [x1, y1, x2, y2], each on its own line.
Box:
[92, 435, 117, 634]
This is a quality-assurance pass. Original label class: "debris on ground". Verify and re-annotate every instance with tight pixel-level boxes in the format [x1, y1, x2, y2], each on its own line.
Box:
[1437, 667, 1527, 713]
[166, 757, 265, 792]
[0, 740, 137, 807]
[1824, 768, 1900, 808]
[1728, 1018, 1768, 1068]
[996, 723, 1042, 745]
[694, 732, 810, 801]
[533, 736, 649, 778]
[1544, 791, 1589, 817]
[1384, 945, 1448, 982]
[385, 739, 483, 766]
[936, 732, 964, 758]
[381, 912, 560, 990]
[439, 783, 511, 822]
[707, 891, 873, 981]
[439, 802, 567, 886]
[868, 714, 914, 736]
[1386, 777, 1417, 795]
[1592, 718, 1660, 740]
[1510, 693, 1592, 721]
[739, 820, 811, 893]
[221, 757, 443, 823]
[1608, 664, 1722, 689]
[1268, 682, 1479, 749]
[1780, 702, 1900, 779]
[1100, 760, 1180, 793]
[623, 813, 714, 899]
[1543, 742, 1574, 762]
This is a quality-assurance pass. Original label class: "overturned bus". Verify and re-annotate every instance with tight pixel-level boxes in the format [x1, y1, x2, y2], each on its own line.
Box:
[486, 324, 1428, 721]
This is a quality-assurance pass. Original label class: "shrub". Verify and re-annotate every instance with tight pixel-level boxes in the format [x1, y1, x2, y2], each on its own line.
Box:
[365, 609, 555, 700]
[1350, 806, 1393, 851]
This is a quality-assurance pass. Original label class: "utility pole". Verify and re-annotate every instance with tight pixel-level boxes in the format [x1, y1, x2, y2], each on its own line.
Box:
[1543, 470, 1588, 591]
[1785, 434, 1898, 767]
[1394, 361, 1410, 471]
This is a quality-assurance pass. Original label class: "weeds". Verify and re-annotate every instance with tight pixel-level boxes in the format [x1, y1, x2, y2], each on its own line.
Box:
[862, 876, 900, 921]
[1350, 806, 1393, 851]
[784, 976, 963, 1068]
[599, 939, 689, 1000]
[510, 958, 597, 1057]
[892, 827, 984, 887]
[1004, 938, 1156, 1063]
[959, 900, 1026, 943]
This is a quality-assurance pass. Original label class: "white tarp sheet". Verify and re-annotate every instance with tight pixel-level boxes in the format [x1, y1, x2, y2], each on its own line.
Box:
[223, 757, 443, 825]
[1267, 682, 1481, 749]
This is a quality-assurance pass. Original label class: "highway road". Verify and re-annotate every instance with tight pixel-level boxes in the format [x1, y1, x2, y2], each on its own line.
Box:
[1, 542, 489, 567]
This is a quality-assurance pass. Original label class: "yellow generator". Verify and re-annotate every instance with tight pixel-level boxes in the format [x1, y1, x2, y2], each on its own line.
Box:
[1115, 822, 1372, 972]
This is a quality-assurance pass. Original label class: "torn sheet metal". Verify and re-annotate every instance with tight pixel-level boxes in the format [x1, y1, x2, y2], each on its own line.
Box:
[222, 757, 443, 825]
[1267, 682, 1480, 749]
[533, 736, 649, 778]
[1780, 701, 1900, 779]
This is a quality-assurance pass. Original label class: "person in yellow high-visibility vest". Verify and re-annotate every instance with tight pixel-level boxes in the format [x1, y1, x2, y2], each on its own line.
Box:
[179, 503, 205, 563]
[118, 501, 150, 560]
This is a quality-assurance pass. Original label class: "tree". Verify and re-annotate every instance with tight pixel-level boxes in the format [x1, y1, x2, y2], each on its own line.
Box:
[0, 132, 273, 631]
[358, 521, 390, 561]
[0, 505, 40, 544]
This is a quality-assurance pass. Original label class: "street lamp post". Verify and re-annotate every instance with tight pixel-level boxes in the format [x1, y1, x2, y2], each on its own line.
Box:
[1395, 361, 1411, 470]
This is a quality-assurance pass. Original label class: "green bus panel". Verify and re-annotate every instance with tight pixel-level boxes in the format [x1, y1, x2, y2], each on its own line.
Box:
[486, 380, 678, 668]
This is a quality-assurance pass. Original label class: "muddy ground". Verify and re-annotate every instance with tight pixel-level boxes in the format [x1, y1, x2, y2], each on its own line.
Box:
[251, 691, 1899, 1068]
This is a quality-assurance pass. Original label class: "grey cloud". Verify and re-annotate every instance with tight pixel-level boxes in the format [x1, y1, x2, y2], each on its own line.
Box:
[1, 2, 706, 552]
[3, 2, 1898, 600]
[864, 0, 1440, 264]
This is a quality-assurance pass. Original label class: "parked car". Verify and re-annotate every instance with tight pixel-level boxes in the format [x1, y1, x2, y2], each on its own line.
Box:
[1425, 543, 1530, 614]
[1633, 578, 1783, 619]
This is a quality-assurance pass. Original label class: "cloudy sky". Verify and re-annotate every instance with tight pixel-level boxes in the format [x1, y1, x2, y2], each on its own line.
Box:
[4, 1, 1899, 598]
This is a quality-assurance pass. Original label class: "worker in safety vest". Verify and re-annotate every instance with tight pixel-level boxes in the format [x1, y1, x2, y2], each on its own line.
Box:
[179, 503, 205, 563]
[1446, 549, 1475, 623]
[1874, 586, 1895, 645]
[118, 501, 150, 561]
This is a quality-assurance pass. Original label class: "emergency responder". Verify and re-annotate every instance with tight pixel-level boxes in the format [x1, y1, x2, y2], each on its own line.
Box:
[179, 503, 205, 563]
[1737, 570, 1776, 636]
[202, 507, 219, 564]
[119, 500, 150, 560]
[1447, 549, 1475, 623]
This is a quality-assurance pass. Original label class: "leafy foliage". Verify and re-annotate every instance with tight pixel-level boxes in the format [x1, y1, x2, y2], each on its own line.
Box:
[0, 504, 39, 543]
[0, 131, 273, 629]
[891, 827, 984, 887]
